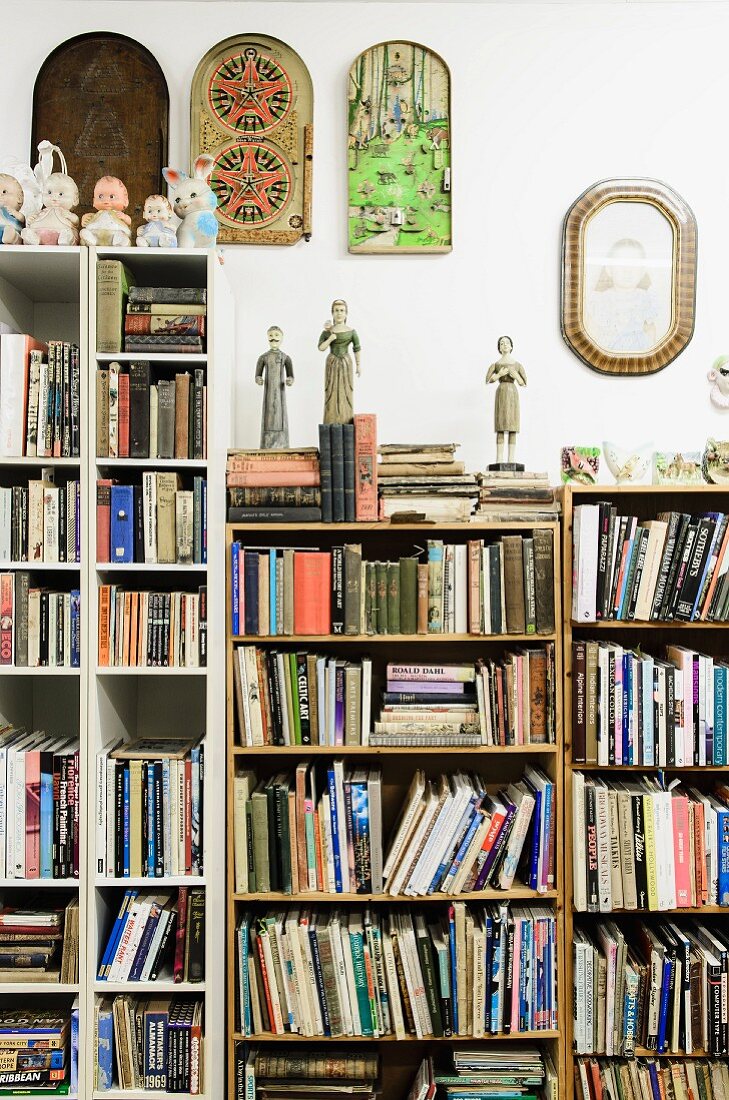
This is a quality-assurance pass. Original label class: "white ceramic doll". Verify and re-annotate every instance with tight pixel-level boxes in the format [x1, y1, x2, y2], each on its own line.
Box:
[136, 194, 177, 248]
[21, 142, 79, 246]
[80, 175, 132, 246]
[0, 175, 25, 244]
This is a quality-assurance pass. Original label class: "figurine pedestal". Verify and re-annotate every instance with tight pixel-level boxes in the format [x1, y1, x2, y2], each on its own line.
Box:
[487, 462, 525, 472]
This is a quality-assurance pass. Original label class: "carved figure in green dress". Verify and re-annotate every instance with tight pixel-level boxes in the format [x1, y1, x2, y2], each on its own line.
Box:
[485, 335, 527, 467]
[318, 300, 361, 425]
[255, 325, 294, 449]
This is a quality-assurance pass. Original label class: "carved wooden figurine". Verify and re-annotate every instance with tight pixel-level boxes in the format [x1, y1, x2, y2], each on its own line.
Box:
[256, 326, 294, 449]
[162, 156, 218, 248]
[485, 335, 527, 469]
[0, 175, 25, 244]
[318, 299, 361, 425]
[136, 194, 177, 248]
[21, 142, 79, 246]
[80, 175, 132, 246]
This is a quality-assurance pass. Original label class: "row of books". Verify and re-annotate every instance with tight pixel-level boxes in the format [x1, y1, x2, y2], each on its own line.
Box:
[94, 993, 203, 1093]
[573, 640, 729, 766]
[575, 1057, 729, 1100]
[0, 897, 78, 984]
[377, 442, 478, 524]
[0, 728, 80, 878]
[0, 1005, 78, 1095]
[230, 533, 555, 638]
[409, 1048, 556, 1100]
[96, 363, 207, 461]
[96, 474, 207, 565]
[96, 262, 207, 354]
[0, 334, 81, 459]
[572, 774, 729, 912]
[97, 886, 204, 984]
[0, 479, 80, 564]
[235, 903, 558, 1038]
[97, 584, 206, 667]
[573, 918, 729, 1057]
[236, 1047, 379, 1100]
[572, 505, 729, 622]
[0, 574, 80, 667]
[96, 736, 204, 878]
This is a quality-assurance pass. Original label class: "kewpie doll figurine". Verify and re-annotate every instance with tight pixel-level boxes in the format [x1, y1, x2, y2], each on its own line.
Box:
[0, 175, 25, 244]
[21, 141, 79, 246]
[136, 194, 177, 248]
[80, 175, 132, 246]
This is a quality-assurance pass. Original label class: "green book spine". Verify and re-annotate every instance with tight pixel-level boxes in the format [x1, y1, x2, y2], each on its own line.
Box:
[375, 561, 388, 635]
[365, 562, 376, 634]
[399, 557, 418, 635]
[265, 782, 279, 891]
[275, 781, 291, 894]
[344, 544, 363, 636]
[245, 801, 256, 892]
[387, 561, 400, 634]
[349, 930, 374, 1036]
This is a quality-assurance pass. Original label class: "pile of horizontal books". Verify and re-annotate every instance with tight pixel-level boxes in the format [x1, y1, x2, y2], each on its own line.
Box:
[124, 285, 206, 354]
[0, 1006, 77, 1094]
[0, 898, 78, 984]
[576, 1057, 729, 1100]
[97, 885, 203, 983]
[474, 470, 559, 522]
[227, 448, 322, 523]
[94, 995, 203, 1093]
[237, 1048, 380, 1100]
[377, 442, 478, 522]
[409, 1047, 554, 1100]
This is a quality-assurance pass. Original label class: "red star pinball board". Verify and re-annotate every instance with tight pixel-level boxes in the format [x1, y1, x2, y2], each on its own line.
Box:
[191, 35, 313, 245]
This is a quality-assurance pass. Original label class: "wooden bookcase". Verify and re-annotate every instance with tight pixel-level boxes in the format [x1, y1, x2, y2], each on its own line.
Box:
[225, 518, 566, 1099]
[0, 245, 88, 1096]
[562, 484, 729, 1097]
[86, 247, 233, 1099]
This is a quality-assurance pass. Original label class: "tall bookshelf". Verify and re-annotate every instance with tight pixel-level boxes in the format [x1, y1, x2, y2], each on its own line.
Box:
[225, 519, 566, 1099]
[86, 247, 233, 1099]
[0, 246, 88, 1095]
[562, 484, 729, 1097]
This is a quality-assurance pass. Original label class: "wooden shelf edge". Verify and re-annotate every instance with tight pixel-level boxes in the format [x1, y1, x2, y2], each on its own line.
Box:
[233, 1031, 561, 1042]
[232, 632, 557, 643]
[232, 888, 558, 903]
[234, 743, 558, 755]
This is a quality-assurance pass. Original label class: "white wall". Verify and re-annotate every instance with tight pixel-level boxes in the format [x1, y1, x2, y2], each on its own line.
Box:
[3, 0, 729, 479]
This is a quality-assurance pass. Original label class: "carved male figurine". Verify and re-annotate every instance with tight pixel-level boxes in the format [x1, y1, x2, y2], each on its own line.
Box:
[255, 326, 294, 449]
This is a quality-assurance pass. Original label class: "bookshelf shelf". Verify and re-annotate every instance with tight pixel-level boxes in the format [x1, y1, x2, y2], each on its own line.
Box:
[233, 743, 558, 756]
[0, 455, 81, 467]
[95, 666, 207, 676]
[0, 981, 80, 994]
[571, 618, 729, 629]
[572, 903, 728, 915]
[233, 632, 557, 644]
[96, 876, 206, 888]
[96, 562, 208, 573]
[227, 520, 561, 534]
[92, 1093, 202, 1100]
[96, 458, 208, 470]
[96, 352, 207, 364]
[94, 980, 205, 993]
[0, 665, 81, 676]
[233, 887, 559, 902]
[0, 877, 79, 887]
[233, 1031, 562, 1043]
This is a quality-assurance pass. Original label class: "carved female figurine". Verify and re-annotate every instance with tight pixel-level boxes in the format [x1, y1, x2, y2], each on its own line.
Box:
[255, 326, 294, 449]
[136, 194, 177, 248]
[0, 175, 25, 244]
[80, 176, 132, 246]
[318, 299, 361, 425]
[485, 335, 527, 468]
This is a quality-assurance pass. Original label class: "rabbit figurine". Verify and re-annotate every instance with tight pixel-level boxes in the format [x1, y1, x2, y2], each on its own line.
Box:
[162, 156, 219, 249]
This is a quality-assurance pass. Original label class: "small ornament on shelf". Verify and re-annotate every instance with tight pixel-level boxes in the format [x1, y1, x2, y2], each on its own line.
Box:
[708, 354, 729, 409]
[560, 445, 600, 484]
[255, 326, 294, 450]
[0, 174, 25, 244]
[318, 299, 361, 425]
[162, 155, 219, 248]
[20, 141, 79, 246]
[79, 175, 132, 246]
[602, 440, 652, 484]
[485, 335, 527, 470]
[652, 449, 703, 484]
[136, 193, 177, 248]
[702, 437, 729, 484]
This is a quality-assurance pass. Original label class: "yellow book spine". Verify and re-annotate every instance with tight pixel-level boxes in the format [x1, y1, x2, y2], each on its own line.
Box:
[643, 792, 659, 911]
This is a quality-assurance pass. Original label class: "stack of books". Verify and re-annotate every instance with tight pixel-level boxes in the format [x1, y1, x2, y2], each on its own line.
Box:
[574, 918, 729, 1057]
[0, 478, 81, 564]
[572, 640, 729, 766]
[409, 1047, 553, 1100]
[576, 1057, 729, 1100]
[233, 763, 383, 895]
[316, 415, 378, 522]
[573, 503, 729, 622]
[0, 897, 78, 984]
[0, 729, 80, 877]
[572, 775, 729, 912]
[0, 332, 81, 459]
[473, 470, 559, 522]
[227, 448, 322, 523]
[377, 443, 478, 522]
[96, 474, 206, 565]
[94, 994, 203, 1093]
[237, 1048, 380, 1100]
[96, 363, 206, 461]
[0, 1006, 76, 1095]
[97, 886, 203, 984]
[235, 902, 557, 1038]
[97, 584, 206, 667]
[125, 286, 206, 354]
[96, 736, 204, 877]
[0, 574, 80, 667]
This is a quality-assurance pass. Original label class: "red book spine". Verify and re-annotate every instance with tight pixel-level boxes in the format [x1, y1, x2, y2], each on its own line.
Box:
[174, 886, 188, 982]
[124, 315, 205, 336]
[0, 573, 13, 664]
[25, 750, 41, 878]
[226, 470, 320, 487]
[353, 414, 378, 521]
[118, 372, 129, 458]
[672, 794, 691, 907]
[293, 552, 332, 635]
[96, 479, 113, 564]
[227, 458, 319, 474]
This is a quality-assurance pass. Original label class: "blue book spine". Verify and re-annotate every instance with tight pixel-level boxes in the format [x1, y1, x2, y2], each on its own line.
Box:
[541, 783, 554, 890]
[110, 485, 134, 563]
[70, 590, 80, 667]
[96, 1002, 114, 1090]
[269, 548, 277, 636]
[483, 913, 493, 1033]
[427, 542, 444, 632]
[625, 656, 633, 764]
[528, 787, 542, 890]
[231, 542, 240, 636]
[147, 768, 155, 876]
[429, 797, 476, 895]
[39, 756, 53, 878]
[244, 552, 259, 635]
[718, 807, 729, 905]
[122, 766, 130, 877]
[238, 917, 250, 1035]
[643, 658, 655, 765]
[98, 890, 135, 979]
[350, 779, 369, 892]
[143, 1006, 168, 1089]
[442, 806, 482, 893]
[202, 479, 207, 564]
[491, 920, 503, 1032]
[692, 514, 723, 619]
[327, 767, 343, 893]
[617, 530, 637, 618]
[519, 919, 529, 1031]
[657, 954, 673, 1052]
[129, 902, 160, 982]
[716, 666, 727, 766]
[448, 906, 458, 1034]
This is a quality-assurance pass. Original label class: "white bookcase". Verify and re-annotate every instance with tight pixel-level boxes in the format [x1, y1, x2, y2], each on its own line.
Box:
[0, 245, 89, 1091]
[86, 247, 233, 1099]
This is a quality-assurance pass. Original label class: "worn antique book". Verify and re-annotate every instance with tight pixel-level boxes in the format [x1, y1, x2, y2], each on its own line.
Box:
[353, 414, 377, 521]
[156, 472, 181, 564]
[129, 361, 150, 459]
[97, 261, 135, 354]
[502, 535, 526, 634]
[174, 373, 191, 459]
[532, 528, 555, 634]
